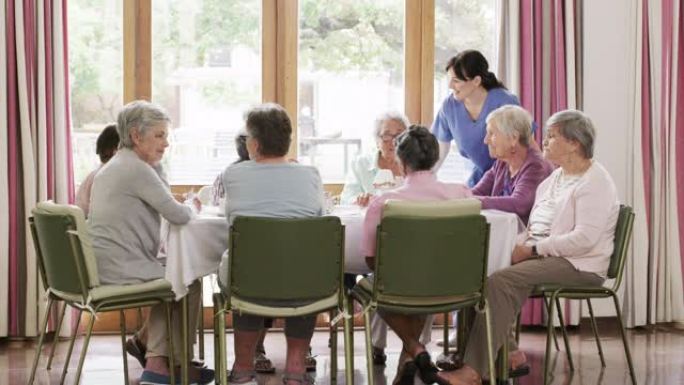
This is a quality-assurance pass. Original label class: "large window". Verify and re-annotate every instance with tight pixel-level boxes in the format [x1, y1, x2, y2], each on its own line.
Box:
[69, 0, 498, 187]
[434, 0, 496, 183]
[68, 0, 124, 185]
[297, 0, 405, 182]
[152, 0, 262, 185]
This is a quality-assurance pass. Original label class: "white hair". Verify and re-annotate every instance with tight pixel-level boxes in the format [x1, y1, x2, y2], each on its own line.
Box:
[116, 100, 170, 148]
[485, 105, 533, 146]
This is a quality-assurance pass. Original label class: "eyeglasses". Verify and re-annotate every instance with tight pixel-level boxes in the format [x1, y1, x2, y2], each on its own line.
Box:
[378, 133, 401, 143]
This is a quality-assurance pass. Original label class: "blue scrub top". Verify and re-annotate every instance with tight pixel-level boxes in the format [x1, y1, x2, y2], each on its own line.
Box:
[432, 87, 522, 187]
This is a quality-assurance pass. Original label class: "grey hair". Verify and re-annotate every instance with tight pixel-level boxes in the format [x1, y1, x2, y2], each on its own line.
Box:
[116, 100, 170, 148]
[373, 111, 410, 137]
[485, 105, 532, 147]
[546, 109, 596, 158]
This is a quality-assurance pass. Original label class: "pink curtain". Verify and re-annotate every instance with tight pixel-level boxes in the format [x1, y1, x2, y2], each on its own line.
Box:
[498, 0, 583, 325]
[1, 0, 74, 337]
[624, 0, 684, 327]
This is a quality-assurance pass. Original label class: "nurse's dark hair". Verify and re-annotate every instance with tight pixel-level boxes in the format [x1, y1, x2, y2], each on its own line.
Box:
[446, 50, 505, 90]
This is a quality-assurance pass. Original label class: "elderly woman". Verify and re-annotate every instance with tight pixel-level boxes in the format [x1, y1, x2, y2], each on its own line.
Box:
[443, 110, 620, 385]
[340, 111, 409, 206]
[88, 101, 211, 385]
[217, 103, 323, 385]
[472, 105, 554, 224]
[361, 125, 471, 385]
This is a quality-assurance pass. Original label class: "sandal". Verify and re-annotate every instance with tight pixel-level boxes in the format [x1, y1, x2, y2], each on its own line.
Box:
[305, 350, 317, 372]
[227, 369, 257, 385]
[282, 372, 315, 385]
[436, 351, 463, 371]
[125, 335, 147, 368]
[254, 351, 276, 373]
[372, 347, 387, 366]
[414, 351, 450, 385]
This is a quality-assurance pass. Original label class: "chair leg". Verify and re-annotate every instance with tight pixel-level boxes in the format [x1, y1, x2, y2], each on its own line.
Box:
[554, 297, 574, 371]
[28, 297, 53, 385]
[483, 302, 497, 385]
[363, 308, 375, 385]
[543, 297, 560, 351]
[198, 277, 205, 362]
[72, 312, 96, 385]
[119, 310, 130, 385]
[215, 295, 228, 385]
[166, 302, 176, 385]
[543, 294, 558, 385]
[46, 300, 67, 370]
[586, 299, 606, 367]
[181, 296, 189, 385]
[60, 309, 83, 385]
[212, 295, 221, 385]
[611, 292, 637, 385]
[343, 296, 354, 385]
[443, 312, 450, 356]
[330, 310, 338, 385]
[137, 307, 144, 330]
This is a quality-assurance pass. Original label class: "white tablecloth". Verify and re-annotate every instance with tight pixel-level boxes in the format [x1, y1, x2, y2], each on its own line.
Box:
[164, 207, 523, 299]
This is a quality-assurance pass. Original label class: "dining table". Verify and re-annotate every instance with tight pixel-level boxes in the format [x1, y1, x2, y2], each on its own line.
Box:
[163, 205, 524, 300]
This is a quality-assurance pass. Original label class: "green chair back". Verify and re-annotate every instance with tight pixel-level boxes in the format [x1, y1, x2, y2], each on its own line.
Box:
[31, 203, 94, 301]
[606, 205, 635, 285]
[375, 214, 489, 298]
[229, 216, 343, 301]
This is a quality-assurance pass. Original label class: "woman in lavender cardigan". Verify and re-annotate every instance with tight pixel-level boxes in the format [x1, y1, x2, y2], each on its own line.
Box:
[471, 105, 554, 224]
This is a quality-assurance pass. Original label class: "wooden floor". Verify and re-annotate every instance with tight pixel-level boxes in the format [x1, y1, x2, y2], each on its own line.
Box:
[2, 320, 683, 385]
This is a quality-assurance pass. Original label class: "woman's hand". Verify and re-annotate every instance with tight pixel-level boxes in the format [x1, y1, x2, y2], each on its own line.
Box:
[355, 193, 373, 207]
[511, 244, 533, 264]
[191, 196, 202, 213]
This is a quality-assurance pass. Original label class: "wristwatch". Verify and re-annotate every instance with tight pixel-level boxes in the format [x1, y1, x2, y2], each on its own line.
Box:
[531, 245, 539, 257]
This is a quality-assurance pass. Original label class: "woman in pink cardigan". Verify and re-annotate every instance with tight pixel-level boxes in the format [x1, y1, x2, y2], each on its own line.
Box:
[443, 110, 620, 385]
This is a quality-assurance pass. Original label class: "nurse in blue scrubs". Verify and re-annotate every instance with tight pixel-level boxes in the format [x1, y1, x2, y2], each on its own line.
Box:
[433, 50, 525, 187]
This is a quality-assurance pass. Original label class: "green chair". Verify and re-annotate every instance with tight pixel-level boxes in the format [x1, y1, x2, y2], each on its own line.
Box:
[27, 201, 178, 385]
[213, 216, 353, 385]
[350, 199, 497, 385]
[530, 205, 637, 385]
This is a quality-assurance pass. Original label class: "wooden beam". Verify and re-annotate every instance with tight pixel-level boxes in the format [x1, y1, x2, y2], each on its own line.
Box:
[420, 0, 435, 126]
[405, 0, 422, 124]
[123, 0, 151, 102]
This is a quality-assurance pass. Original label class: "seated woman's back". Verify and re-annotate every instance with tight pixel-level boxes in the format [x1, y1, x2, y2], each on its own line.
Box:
[222, 160, 323, 225]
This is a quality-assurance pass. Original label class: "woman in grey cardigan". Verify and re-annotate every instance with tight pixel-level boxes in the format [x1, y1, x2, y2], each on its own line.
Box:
[88, 100, 212, 385]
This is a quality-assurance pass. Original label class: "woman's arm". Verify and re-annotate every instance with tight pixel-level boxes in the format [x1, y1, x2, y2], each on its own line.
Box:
[136, 164, 193, 225]
[477, 161, 548, 220]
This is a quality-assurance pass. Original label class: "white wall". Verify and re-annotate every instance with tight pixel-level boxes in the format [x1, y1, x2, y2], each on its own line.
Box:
[582, 0, 636, 316]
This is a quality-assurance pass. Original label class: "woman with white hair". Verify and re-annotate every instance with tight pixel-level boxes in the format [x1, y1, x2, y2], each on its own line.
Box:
[340, 111, 410, 207]
[472, 105, 554, 224]
[89, 100, 212, 385]
[443, 110, 620, 385]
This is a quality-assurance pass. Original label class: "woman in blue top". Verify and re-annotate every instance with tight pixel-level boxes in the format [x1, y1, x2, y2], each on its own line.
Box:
[432, 50, 522, 187]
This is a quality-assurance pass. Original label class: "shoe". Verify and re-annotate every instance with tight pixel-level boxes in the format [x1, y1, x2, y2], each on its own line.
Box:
[414, 351, 450, 385]
[509, 364, 530, 377]
[140, 369, 213, 385]
[254, 351, 276, 374]
[227, 369, 257, 385]
[126, 336, 147, 368]
[372, 347, 387, 366]
[140, 370, 178, 385]
[305, 349, 317, 372]
[436, 351, 463, 371]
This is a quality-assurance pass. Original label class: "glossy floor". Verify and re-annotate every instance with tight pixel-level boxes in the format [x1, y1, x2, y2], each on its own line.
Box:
[1, 321, 682, 384]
